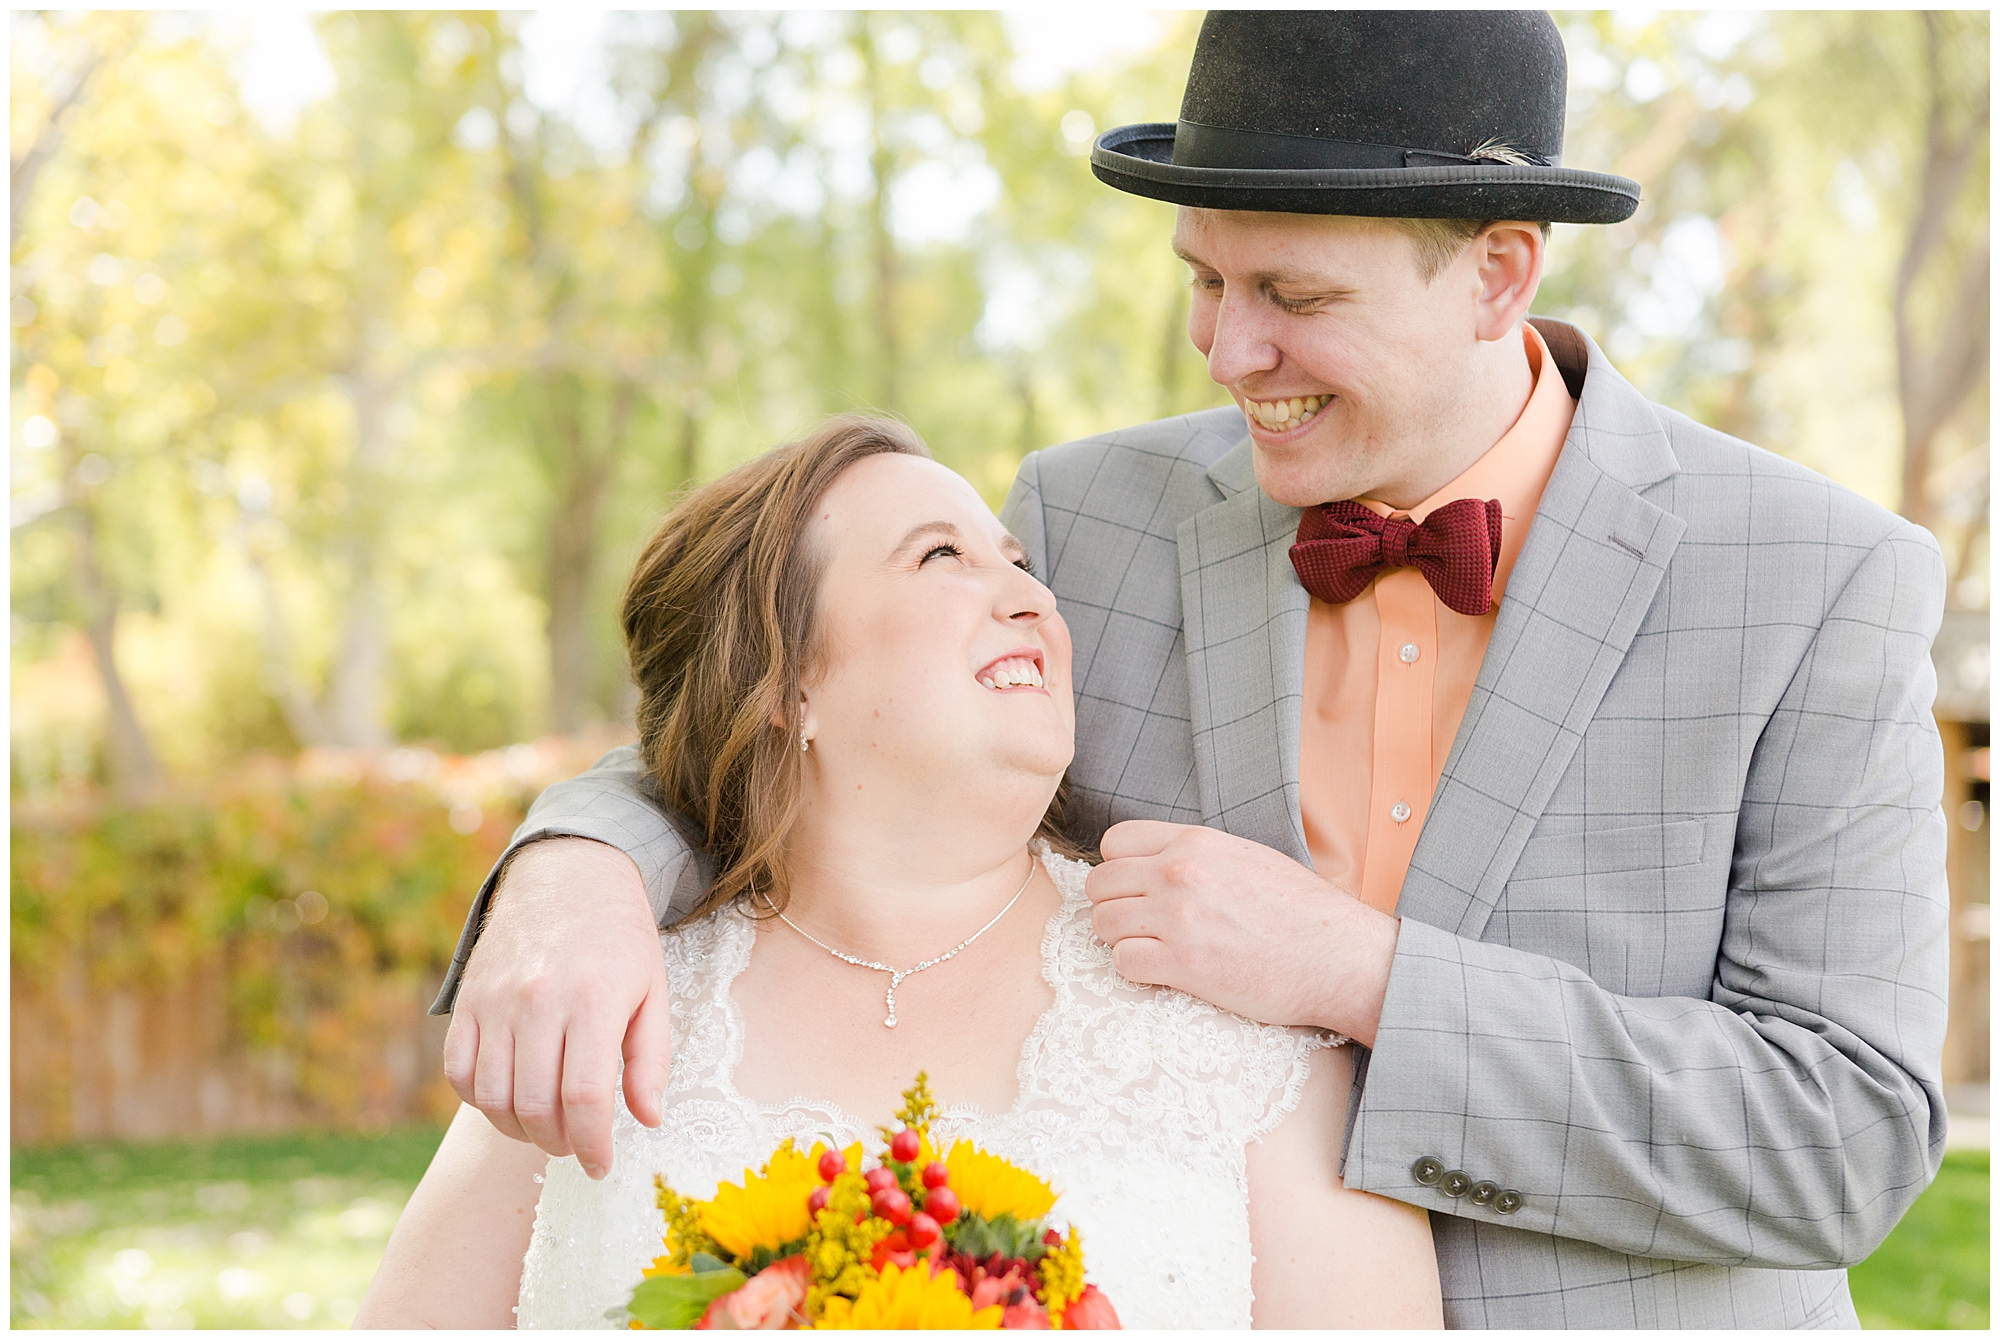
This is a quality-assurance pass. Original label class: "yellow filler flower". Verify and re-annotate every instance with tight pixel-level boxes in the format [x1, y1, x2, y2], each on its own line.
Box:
[942, 1139, 1057, 1222]
[814, 1262, 1004, 1329]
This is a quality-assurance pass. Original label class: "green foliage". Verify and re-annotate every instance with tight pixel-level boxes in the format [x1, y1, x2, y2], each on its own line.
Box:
[1849, 1150, 1990, 1330]
[946, 1211, 1046, 1265]
[11, 769, 508, 988]
[11, 765, 519, 1133]
[625, 1265, 746, 1330]
[11, 12, 1984, 781]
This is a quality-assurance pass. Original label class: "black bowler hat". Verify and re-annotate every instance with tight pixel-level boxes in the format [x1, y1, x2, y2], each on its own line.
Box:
[1092, 11, 1640, 224]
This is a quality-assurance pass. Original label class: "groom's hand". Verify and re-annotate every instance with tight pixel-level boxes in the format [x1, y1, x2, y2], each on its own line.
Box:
[441, 837, 672, 1180]
[1085, 820, 1399, 1047]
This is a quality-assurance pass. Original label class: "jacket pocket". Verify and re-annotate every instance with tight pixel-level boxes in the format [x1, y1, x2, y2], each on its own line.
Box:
[1508, 818, 1707, 882]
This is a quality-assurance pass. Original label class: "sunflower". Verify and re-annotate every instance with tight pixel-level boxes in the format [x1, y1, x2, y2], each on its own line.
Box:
[699, 1139, 856, 1260]
[942, 1139, 1057, 1222]
[813, 1262, 1003, 1329]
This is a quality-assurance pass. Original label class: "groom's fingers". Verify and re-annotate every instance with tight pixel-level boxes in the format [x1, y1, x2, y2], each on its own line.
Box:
[471, 1023, 530, 1144]
[1082, 851, 1167, 906]
[561, 1014, 623, 1179]
[1097, 818, 1194, 862]
[623, 984, 674, 1132]
[512, 1021, 572, 1157]
[442, 1012, 479, 1109]
[1088, 887, 1163, 945]
[1109, 937, 1173, 986]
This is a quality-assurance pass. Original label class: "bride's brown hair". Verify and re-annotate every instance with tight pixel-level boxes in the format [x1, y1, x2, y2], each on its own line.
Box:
[623, 414, 1074, 926]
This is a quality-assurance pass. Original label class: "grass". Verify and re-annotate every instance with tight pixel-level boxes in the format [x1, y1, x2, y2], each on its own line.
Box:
[8, 1132, 1989, 1328]
[10, 1126, 448, 1328]
[1850, 1150, 1990, 1330]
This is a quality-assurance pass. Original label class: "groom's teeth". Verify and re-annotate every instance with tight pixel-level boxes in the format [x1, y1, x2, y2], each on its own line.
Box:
[1247, 394, 1328, 431]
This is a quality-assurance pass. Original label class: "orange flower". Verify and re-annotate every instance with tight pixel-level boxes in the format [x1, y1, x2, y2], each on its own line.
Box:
[695, 1256, 811, 1330]
[1059, 1285, 1120, 1330]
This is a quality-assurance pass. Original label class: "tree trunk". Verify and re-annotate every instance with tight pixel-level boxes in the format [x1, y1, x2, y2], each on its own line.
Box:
[543, 381, 634, 734]
[244, 544, 329, 748]
[1891, 14, 1990, 530]
[857, 22, 900, 411]
[72, 503, 159, 800]
[323, 366, 397, 748]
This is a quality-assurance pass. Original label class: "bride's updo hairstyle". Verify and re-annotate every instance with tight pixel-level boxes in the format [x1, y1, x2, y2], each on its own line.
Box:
[622, 414, 1072, 925]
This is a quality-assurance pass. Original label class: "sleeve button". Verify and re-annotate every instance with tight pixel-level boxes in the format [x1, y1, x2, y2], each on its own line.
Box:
[1468, 1179, 1499, 1207]
[1411, 1156, 1445, 1186]
[1439, 1169, 1472, 1197]
[1494, 1189, 1524, 1215]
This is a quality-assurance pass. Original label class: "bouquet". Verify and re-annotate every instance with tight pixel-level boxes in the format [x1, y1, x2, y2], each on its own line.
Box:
[622, 1075, 1120, 1329]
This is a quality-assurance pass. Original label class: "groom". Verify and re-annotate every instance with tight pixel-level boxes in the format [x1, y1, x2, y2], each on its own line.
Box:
[434, 12, 1948, 1329]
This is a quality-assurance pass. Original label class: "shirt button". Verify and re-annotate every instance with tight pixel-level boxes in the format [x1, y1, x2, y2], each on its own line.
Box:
[1399, 642, 1420, 664]
[1391, 802, 1412, 823]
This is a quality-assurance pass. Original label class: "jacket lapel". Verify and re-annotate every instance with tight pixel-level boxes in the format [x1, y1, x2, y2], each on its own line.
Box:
[1397, 322, 1687, 939]
[1177, 438, 1314, 863]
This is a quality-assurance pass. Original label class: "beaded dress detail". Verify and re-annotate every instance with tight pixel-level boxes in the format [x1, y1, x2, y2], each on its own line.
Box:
[516, 848, 1339, 1329]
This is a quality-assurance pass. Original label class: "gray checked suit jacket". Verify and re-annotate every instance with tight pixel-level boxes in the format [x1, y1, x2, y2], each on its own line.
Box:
[435, 319, 1950, 1328]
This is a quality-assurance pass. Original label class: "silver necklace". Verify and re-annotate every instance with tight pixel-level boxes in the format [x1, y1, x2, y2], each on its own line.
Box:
[763, 859, 1037, 1028]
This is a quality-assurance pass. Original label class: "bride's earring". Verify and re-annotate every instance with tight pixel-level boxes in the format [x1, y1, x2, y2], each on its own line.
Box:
[800, 726, 810, 753]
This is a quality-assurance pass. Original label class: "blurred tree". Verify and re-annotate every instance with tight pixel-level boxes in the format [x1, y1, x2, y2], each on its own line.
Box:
[1885, 14, 1987, 547]
[9, 10, 1986, 790]
[10, 12, 194, 799]
[1538, 11, 1988, 604]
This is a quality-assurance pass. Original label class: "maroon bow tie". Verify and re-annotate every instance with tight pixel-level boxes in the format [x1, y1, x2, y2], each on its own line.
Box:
[1289, 497, 1503, 616]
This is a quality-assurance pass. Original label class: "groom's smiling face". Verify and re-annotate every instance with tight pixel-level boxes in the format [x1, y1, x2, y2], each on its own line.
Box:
[1174, 208, 1541, 511]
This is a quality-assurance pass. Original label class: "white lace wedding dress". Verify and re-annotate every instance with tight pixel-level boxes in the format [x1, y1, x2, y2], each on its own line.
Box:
[516, 847, 1340, 1329]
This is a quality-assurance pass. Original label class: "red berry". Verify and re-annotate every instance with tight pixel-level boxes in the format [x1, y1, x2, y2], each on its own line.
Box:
[921, 1161, 950, 1190]
[1042, 1227, 1063, 1246]
[872, 1186, 913, 1225]
[817, 1149, 847, 1182]
[863, 1166, 898, 1194]
[890, 1128, 922, 1163]
[807, 1185, 831, 1214]
[907, 1211, 941, 1250]
[924, 1186, 961, 1222]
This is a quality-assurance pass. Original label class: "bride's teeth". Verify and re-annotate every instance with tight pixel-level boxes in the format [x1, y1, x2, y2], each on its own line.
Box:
[980, 657, 1045, 689]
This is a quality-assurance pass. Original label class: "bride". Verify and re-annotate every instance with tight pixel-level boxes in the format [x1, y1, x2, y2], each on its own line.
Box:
[356, 415, 1441, 1329]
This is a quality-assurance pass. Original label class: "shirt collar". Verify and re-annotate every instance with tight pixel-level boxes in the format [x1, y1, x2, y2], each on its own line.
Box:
[1362, 322, 1575, 606]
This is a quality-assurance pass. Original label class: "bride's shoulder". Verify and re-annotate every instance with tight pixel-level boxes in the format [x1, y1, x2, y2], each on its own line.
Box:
[659, 900, 753, 984]
[1037, 845, 1095, 901]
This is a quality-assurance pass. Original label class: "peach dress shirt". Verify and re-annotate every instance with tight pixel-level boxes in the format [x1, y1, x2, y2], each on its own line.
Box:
[1298, 323, 1576, 912]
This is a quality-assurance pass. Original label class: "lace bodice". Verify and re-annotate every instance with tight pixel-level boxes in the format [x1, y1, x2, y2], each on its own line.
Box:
[516, 848, 1340, 1329]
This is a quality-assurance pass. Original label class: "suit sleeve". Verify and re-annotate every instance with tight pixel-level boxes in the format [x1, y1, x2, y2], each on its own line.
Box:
[1342, 527, 1951, 1269]
[428, 745, 712, 1014]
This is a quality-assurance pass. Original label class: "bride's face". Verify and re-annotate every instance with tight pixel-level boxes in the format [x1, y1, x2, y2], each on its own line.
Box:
[800, 453, 1074, 820]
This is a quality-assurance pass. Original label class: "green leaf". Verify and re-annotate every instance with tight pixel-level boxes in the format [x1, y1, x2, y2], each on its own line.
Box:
[689, 1252, 733, 1273]
[627, 1268, 748, 1329]
[946, 1212, 1048, 1263]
